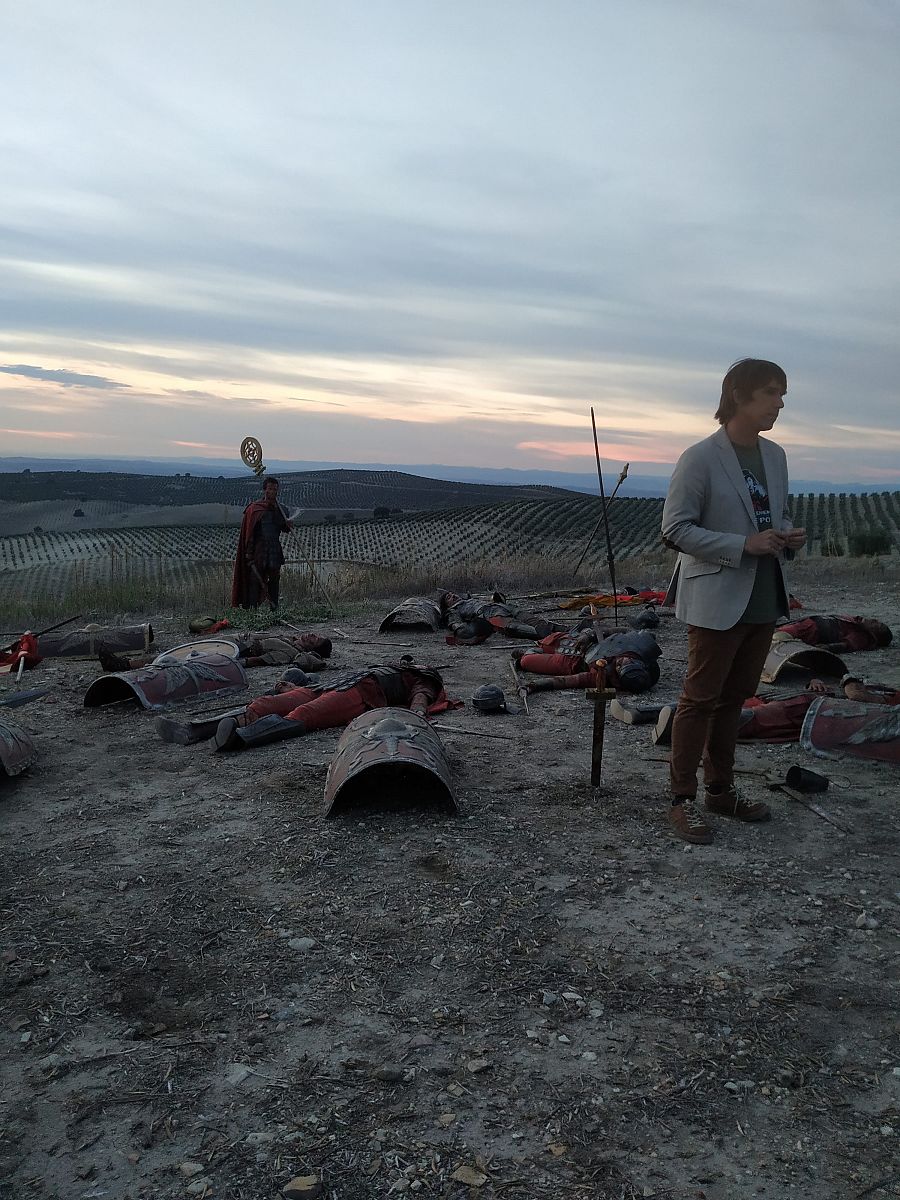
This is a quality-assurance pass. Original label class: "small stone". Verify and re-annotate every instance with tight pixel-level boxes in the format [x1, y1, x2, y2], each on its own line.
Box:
[450, 1165, 488, 1187]
[541, 991, 558, 1006]
[374, 1065, 405, 1082]
[245, 1132, 275, 1145]
[557, 1035, 571, 1045]
[855, 913, 868, 928]
[186, 1178, 213, 1196]
[437, 1112, 456, 1127]
[288, 938, 316, 952]
[581, 1051, 597, 1061]
[282, 1176, 323, 1199]
[223, 1062, 253, 1086]
[180, 1162, 205, 1177]
[880, 1125, 894, 1136]
[408, 1034, 434, 1049]
[465, 1058, 490, 1074]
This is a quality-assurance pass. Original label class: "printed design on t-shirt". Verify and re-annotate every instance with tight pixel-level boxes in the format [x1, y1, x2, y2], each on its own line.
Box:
[742, 470, 771, 530]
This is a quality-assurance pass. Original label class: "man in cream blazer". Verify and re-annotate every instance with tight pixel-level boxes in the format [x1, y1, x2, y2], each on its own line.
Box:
[661, 359, 806, 844]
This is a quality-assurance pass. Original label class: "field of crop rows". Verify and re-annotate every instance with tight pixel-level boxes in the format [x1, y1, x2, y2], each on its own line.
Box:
[2, 492, 897, 588]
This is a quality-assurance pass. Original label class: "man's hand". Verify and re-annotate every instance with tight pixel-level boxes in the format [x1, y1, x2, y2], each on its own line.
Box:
[745, 530, 787, 556]
[808, 678, 829, 694]
[784, 526, 806, 550]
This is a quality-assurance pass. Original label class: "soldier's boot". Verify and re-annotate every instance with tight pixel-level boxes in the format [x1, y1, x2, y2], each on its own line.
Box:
[155, 707, 246, 746]
[506, 622, 538, 639]
[99, 644, 152, 672]
[214, 713, 308, 752]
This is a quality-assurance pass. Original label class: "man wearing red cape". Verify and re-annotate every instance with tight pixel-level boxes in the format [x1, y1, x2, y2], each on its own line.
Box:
[231, 477, 292, 610]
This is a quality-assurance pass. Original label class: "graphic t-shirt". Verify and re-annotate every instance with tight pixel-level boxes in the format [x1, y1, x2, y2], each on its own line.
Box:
[733, 442, 787, 623]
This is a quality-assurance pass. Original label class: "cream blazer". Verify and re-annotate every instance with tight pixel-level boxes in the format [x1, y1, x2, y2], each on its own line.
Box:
[662, 426, 792, 630]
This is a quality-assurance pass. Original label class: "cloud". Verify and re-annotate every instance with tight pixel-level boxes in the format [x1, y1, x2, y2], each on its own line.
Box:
[0, 363, 126, 389]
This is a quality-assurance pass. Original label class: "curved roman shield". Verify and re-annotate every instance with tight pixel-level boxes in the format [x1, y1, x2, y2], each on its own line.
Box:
[760, 639, 847, 685]
[0, 718, 37, 777]
[153, 639, 240, 664]
[37, 623, 155, 659]
[800, 697, 900, 765]
[379, 594, 444, 633]
[324, 707, 458, 817]
[83, 653, 248, 711]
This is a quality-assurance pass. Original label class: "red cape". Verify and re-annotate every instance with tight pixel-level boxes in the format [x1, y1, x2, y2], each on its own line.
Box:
[231, 500, 283, 607]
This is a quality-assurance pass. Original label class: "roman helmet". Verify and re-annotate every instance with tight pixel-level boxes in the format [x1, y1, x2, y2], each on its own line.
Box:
[471, 684, 508, 713]
[613, 653, 660, 693]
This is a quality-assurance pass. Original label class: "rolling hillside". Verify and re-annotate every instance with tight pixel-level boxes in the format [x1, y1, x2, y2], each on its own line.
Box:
[2, 468, 573, 512]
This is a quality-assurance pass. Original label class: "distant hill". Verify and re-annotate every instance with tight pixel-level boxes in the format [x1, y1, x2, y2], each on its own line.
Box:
[1, 455, 890, 498]
[0, 467, 579, 512]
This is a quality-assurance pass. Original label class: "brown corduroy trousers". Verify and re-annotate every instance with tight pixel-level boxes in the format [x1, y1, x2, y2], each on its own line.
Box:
[670, 621, 776, 798]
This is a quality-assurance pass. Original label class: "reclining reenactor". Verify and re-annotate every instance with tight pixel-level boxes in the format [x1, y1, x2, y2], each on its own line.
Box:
[773, 614, 892, 654]
[99, 631, 331, 674]
[515, 627, 662, 695]
[154, 661, 458, 752]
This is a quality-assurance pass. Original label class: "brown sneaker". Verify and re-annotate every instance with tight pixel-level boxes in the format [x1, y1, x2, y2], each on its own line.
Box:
[669, 799, 714, 844]
[704, 786, 771, 822]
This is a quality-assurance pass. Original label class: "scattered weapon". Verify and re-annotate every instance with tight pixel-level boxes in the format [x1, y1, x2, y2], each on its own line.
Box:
[344, 639, 416, 648]
[1, 613, 82, 657]
[585, 683, 617, 786]
[239, 436, 337, 615]
[15, 657, 25, 683]
[429, 722, 513, 741]
[508, 654, 530, 715]
[589, 409, 620, 626]
[0, 687, 51, 709]
[768, 781, 851, 833]
[249, 562, 271, 607]
[572, 462, 629, 579]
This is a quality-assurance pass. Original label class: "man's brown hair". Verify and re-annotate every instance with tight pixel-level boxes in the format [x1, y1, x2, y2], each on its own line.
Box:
[715, 358, 787, 425]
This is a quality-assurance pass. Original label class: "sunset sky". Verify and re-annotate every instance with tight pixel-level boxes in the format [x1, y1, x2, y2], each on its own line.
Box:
[1, 1, 898, 483]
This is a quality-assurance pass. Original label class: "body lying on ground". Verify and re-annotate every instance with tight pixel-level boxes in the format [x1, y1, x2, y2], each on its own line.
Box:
[737, 675, 900, 741]
[516, 627, 662, 694]
[154, 662, 458, 752]
[444, 594, 564, 645]
[99, 631, 332, 674]
[773, 615, 892, 653]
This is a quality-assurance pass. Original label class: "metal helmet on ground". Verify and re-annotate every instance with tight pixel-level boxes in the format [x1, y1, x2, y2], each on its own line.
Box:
[614, 653, 660, 693]
[471, 684, 507, 712]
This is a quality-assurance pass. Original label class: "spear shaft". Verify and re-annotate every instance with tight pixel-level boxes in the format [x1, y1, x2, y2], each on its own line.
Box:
[589, 408, 619, 625]
[572, 462, 629, 578]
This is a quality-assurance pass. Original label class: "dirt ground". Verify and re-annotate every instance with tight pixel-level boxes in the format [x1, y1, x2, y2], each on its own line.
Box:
[1, 574, 898, 1200]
